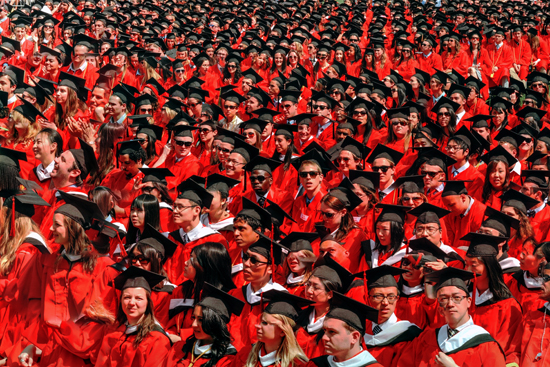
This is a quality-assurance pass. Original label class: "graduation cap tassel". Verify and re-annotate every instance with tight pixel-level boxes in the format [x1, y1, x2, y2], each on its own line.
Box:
[10, 198, 15, 238]
[471, 272, 477, 313]
[363, 271, 368, 301]
[243, 171, 247, 193]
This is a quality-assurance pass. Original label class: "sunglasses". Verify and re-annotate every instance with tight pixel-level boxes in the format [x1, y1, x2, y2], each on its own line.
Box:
[392, 120, 408, 126]
[438, 112, 451, 117]
[318, 54, 328, 59]
[242, 252, 269, 265]
[188, 102, 200, 108]
[372, 166, 391, 173]
[299, 171, 320, 178]
[175, 69, 185, 74]
[421, 170, 443, 178]
[319, 210, 336, 218]
[224, 104, 238, 109]
[353, 110, 367, 116]
[402, 196, 423, 202]
[199, 128, 212, 134]
[250, 175, 269, 182]
[174, 140, 193, 147]
[282, 104, 294, 109]
[227, 64, 237, 69]
[313, 105, 328, 110]
[130, 255, 150, 266]
[218, 147, 232, 153]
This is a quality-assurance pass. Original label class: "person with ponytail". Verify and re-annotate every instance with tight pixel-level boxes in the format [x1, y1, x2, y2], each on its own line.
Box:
[164, 284, 243, 367]
[463, 233, 523, 366]
[270, 124, 300, 193]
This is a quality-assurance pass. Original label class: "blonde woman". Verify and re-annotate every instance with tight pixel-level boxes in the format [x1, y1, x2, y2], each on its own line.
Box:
[278, 233, 318, 298]
[385, 109, 413, 154]
[137, 57, 162, 91]
[5, 100, 43, 163]
[237, 290, 310, 367]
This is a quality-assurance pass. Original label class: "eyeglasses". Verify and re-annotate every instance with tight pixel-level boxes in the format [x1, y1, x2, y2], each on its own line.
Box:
[199, 128, 212, 134]
[174, 204, 196, 211]
[218, 147, 232, 153]
[330, 91, 340, 95]
[130, 255, 150, 266]
[319, 210, 336, 218]
[174, 140, 193, 147]
[445, 144, 465, 153]
[402, 196, 424, 203]
[313, 105, 328, 110]
[318, 54, 328, 59]
[414, 226, 440, 235]
[224, 104, 238, 109]
[438, 112, 451, 117]
[142, 186, 156, 194]
[437, 295, 468, 306]
[353, 110, 367, 116]
[242, 252, 269, 265]
[532, 83, 546, 88]
[140, 108, 153, 113]
[350, 38, 359, 42]
[422, 43, 431, 47]
[250, 175, 269, 182]
[299, 171, 320, 178]
[522, 138, 533, 144]
[421, 170, 443, 178]
[524, 100, 535, 106]
[392, 120, 408, 126]
[288, 55, 298, 59]
[225, 159, 245, 166]
[244, 132, 256, 138]
[282, 104, 294, 109]
[372, 165, 392, 173]
[188, 102, 201, 108]
[227, 64, 237, 69]
[44, 25, 54, 29]
[175, 69, 185, 74]
[370, 294, 398, 303]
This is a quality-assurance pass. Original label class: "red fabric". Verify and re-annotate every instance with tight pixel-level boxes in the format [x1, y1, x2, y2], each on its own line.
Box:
[444, 198, 486, 249]
[520, 307, 550, 366]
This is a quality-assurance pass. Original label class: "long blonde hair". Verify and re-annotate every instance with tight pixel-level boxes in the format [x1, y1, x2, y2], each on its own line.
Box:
[245, 313, 309, 367]
[8, 110, 41, 145]
[0, 207, 44, 276]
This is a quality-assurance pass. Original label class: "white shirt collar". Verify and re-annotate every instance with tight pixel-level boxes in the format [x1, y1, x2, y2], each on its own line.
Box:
[327, 349, 377, 367]
[36, 160, 55, 181]
[69, 60, 88, 72]
[524, 271, 544, 289]
[255, 192, 268, 202]
[452, 160, 470, 175]
[380, 180, 395, 195]
[373, 312, 397, 333]
[194, 341, 212, 356]
[114, 113, 127, 125]
[463, 196, 475, 216]
[61, 249, 82, 262]
[184, 221, 206, 242]
[496, 42, 504, 48]
[245, 280, 287, 304]
[258, 349, 278, 366]
[7, 95, 17, 105]
[455, 109, 466, 123]
[401, 283, 424, 295]
[423, 51, 432, 58]
[511, 161, 521, 176]
[287, 273, 305, 285]
[431, 183, 444, 193]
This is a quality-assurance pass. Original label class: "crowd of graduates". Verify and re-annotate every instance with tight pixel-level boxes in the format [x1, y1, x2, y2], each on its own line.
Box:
[2, 0, 550, 366]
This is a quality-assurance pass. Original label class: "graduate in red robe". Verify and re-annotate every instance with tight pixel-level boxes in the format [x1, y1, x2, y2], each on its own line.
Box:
[163, 285, 242, 367]
[395, 267, 506, 367]
[94, 267, 171, 367]
[485, 29, 514, 86]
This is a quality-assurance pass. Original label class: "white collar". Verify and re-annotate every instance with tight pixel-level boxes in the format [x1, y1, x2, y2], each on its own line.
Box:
[255, 192, 268, 201]
[532, 202, 546, 214]
[327, 350, 378, 367]
[36, 160, 55, 181]
[194, 341, 212, 356]
[423, 51, 432, 58]
[200, 213, 234, 231]
[472, 288, 493, 305]
[401, 283, 424, 295]
[439, 243, 458, 254]
[430, 183, 444, 193]
[437, 317, 490, 354]
[452, 161, 470, 175]
[69, 60, 88, 72]
[373, 312, 397, 333]
[524, 271, 544, 289]
[307, 308, 326, 333]
[287, 273, 305, 285]
[245, 280, 287, 304]
[499, 256, 520, 270]
[545, 302, 550, 312]
[114, 113, 127, 125]
[7, 95, 17, 105]
[463, 197, 475, 216]
[125, 322, 139, 334]
[61, 249, 82, 262]
[181, 222, 216, 242]
[511, 161, 521, 176]
[496, 42, 504, 48]
[380, 180, 395, 195]
[175, 151, 191, 162]
[455, 109, 466, 122]
[258, 349, 278, 366]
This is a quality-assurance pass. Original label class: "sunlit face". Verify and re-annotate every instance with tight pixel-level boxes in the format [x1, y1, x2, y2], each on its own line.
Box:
[130, 205, 145, 231]
[118, 154, 141, 179]
[337, 150, 359, 174]
[368, 287, 398, 323]
[245, 96, 260, 113]
[50, 213, 69, 245]
[56, 85, 70, 104]
[437, 107, 451, 127]
[372, 158, 394, 185]
[489, 161, 507, 190]
[225, 152, 246, 177]
[436, 286, 471, 326]
[305, 276, 332, 305]
[299, 163, 323, 192]
[51, 150, 77, 181]
[233, 219, 260, 248]
[274, 134, 291, 154]
[184, 251, 198, 281]
[256, 312, 284, 344]
[322, 318, 360, 357]
[243, 249, 271, 282]
[520, 242, 543, 273]
[122, 287, 149, 324]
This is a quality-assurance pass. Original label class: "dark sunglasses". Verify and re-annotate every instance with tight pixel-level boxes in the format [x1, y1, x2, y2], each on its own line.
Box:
[438, 112, 451, 117]
[319, 210, 336, 218]
[174, 140, 193, 147]
[421, 170, 443, 178]
[392, 120, 408, 126]
[200, 128, 212, 134]
[218, 147, 232, 153]
[353, 110, 367, 116]
[372, 166, 391, 173]
[250, 175, 269, 183]
[224, 104, 238, 109]
[242, 252, 269, 265]
[313, 105, 328, 110]
[130, 255, 150, 266]
[299, 171, 320, 178]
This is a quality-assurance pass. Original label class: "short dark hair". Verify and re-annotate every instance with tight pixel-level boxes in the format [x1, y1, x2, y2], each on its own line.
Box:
[38, 128, 63, 156]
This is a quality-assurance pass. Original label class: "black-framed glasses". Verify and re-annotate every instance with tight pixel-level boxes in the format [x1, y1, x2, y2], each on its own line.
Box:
[392, 120, 408, 126]
[437, 295, 468, 306]
[313, 105, 328, 110]
[353, 110, 367, 116]
[370, 294, 398, 303]
[224, 104, 238, 109]
[175, 69, 185, 74]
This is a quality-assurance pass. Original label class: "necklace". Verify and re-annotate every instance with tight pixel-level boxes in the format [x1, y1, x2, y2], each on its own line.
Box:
[188, 341, 211, 367]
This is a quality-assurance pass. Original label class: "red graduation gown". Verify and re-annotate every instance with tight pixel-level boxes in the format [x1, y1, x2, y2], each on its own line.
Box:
[447, 164, 484, 201]
[443, 198, 486, 249]
[160, 153, 203, 191]
[61, 62, 99, 90]
[529, 204, 550, 243]
[506, 270, 546, 315]
[308, 352, 384, 367]
[472, 296, 522, 365]
[485, 43, 514, 85]
[95, 324, 171, 367]
[289, 189, 327, 233]
[396, 324, 505, 366]
[395, 286, 429, 329]
[164, 281, 195, 339]
[416, 52, 443, 75]
[271, 161, 299, 194]
[295, 307, 327, 359]
[100, 169, 144, 217]
[228, 285, 265, 351]
[520, 305, 550, 366]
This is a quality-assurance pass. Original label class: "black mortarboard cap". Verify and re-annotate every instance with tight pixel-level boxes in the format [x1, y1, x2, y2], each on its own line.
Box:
[140, 223, 178, 259]
[262, 289, 314, 321]
[425, 267, 475, 294]
[366, 144, 404, 165]
[248, 231, 274, 260]
[356, 265, 408, 289]
[327, 291, 379, 333]
[349, 170, 379, 192]
[139, 168, 174, 184]
[239, 197, 272, 229]
[375, 204, 409, 224]
[328, 178, 363, 212]
[205, 173, 240, 196]
[291, 148, 336, 175]
[461, 232, 507, 258]
[501, 189, 539, 215]
[2, 191, 50, 218]
[55, 191, 104, 229]
[69, 139, 98, 181]
[199, 282, 244, 322]
[481, 206, 518, 237]
[113, 266, 165, 293]
[441, 180, 470, 197]
[480, 145, 517, 167]
[232, 139, 259, 163]
[245, 156, 281, 174]
[0, 147, 27, 168]
[393, 175, 424, 194]
[176, 179, 213, 208]
[407, 202, 450, 225]
[117, 140, 144, 156]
